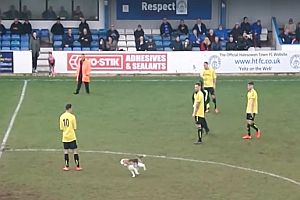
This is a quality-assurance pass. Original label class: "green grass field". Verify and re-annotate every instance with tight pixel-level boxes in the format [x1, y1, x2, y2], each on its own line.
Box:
[0, 76, 300, 200]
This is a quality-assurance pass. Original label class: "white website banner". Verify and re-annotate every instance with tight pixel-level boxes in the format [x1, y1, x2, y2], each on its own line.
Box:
[52, 51, 300, 74]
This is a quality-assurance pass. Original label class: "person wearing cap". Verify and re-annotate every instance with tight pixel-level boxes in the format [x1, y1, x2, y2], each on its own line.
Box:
[74, 54, 91, 95]
[51, 17, 64, 35]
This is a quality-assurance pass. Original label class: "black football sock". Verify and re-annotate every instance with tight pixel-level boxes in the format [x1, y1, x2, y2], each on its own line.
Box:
[203, 118, 209, 133]
[213, 98, 217, 109]
[64, 154, 69, 167]
[247, 124, 251, 136]
[197, 128, 203, 142]
[74, 154, 80, 167]
[251, 124, 259, 132]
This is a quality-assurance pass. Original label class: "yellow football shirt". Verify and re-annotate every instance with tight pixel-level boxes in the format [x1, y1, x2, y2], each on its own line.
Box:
[193, 92, 205, 117]
[246, 89, 258, 114]
[59, 112, 77, 142]
[201, 68, 216, 88]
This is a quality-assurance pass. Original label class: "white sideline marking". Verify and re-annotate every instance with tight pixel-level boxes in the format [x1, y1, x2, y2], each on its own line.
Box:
[0, 78, 300, 82]
[0, 80, 28, 159]
[7, 148, 300, 187]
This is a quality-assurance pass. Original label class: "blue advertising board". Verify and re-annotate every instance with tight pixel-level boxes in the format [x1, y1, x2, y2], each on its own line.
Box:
[117, 0, 212, 20]
[0, 51, 13, 73]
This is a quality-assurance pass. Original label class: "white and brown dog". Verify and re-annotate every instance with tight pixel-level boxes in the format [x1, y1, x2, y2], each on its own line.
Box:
[120, 155, 147, 178]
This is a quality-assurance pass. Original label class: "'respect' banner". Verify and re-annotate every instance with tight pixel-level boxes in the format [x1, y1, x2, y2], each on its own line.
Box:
[116, 0, 212, 20]
[0, 51, 13, 73]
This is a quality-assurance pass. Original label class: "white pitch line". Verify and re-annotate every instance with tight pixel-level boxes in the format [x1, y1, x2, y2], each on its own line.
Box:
[0, 80, 28, 159]
[7, 148, 300, 187]
[0, 78, 300, 82]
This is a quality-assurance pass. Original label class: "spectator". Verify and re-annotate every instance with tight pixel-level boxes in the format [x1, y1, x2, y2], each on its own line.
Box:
[4, 5, 19, 19]
[182, 38, 192, 51]
[200, 37, 211, 51]
[73, 6, 83, 20]
[295, 23, 300, 43]
[51, 17, 64, 35]
[58, 6, 69, 19]
[160, 18, 173, 37]
[136, 36, 147, 51]
[146, 38, 156, 51]
[237, 33, 253, 50]
[189, 29, 201, 47]
[105, 36, 117, 51]
[30, 32, 40, 73]
[20, 5, 32, 19]
[79, 28, 92, 47]
[170, 35, 182, 51]
[42, 6, 57, 20]
[10, 18, 23, 34]
[211, 36, 222, 51]
[280, 29, 292, 44]
[48, 52, 55, 77]
[192, 18, 207, 36]
[207, 29, 216, 44]
[251, 19, 262, 47]
[22, 18, 32, 35]
[134, 24, 144, 46]
[99, 37, 106, 50]
[241, 16, 251, 34]
[177, 19, 189, 35]
[107, 24, 120, 41]
[63, 29, 74, 48]
[226, 35, 237, 50]
[284, 18, 296, 35]
[79, 16, 90, 34]
[0, 18, 6, 35]
[215, 24, 227, 41]
[230, 23, 243, 42]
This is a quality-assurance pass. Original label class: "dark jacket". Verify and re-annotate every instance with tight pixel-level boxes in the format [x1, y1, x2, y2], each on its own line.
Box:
[23, 22, 32, 34]
[0, 24, 6, 35]
[170, 40, 182, 51]
[136, 41, 147, 51]
[230, 27, 243, 42]
[30, 35, 40, 55]
[79, 33, 92, 47]
[134, 29, 144, 41]
[79, 21, 90, 34]
[107, 29, 120, 41]
[192, 23, 207, 35]
[51, 23, 64, 35]
[226, 41, 237, 50]
[295, 27, 300, 41]
[146, 41, 156, 51]
[211, 42, 222, 51]
[241, 22, 251, 34]
[280, 33, 292, 44]
[178, 24, 189, 35]
[160, 22, 173, 35]
[10, 22, 23, 34]
[64, 34, 74, 47]
[182, 42, 192, 51]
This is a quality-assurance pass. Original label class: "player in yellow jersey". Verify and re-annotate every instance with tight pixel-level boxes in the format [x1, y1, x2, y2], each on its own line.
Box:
[192, 82, 205, 144]
[201, 62, 219, 113]
[243, 82, 262, 139]
[59, 104, 82, 171]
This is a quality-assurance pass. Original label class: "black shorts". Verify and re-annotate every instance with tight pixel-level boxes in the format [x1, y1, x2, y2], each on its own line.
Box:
[63, 140, 78, 150]
[195, 116, 205, 126]
[246, 113, 256, 121]
[204, 87, 215, 96]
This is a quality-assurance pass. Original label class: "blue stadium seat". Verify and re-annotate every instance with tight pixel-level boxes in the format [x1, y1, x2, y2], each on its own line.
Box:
[40, 29, 50, 38]
[54, 47, 63, 51]
[74, 34, 80, 40]
[21, 34, 29, 42]
[11, 46, 20, 50]
[155, 40, 163, 48]
[92, 35, 98, 41]
[73, 41, 81, 47]
[11, 40, 20, 47]
[99, 29, 107, 35]
[162, 36, 171, 41]
[11, 34, 20, 40]
[152, 35, 162, 41]
[53, 35, 63, 41]
[91, 41, 98, 47]
[2, 34, 11, 41]
[2, 41, 10, 47]
[63, 47, 72, 51]
[156, 47, 164, 51]
[180, 35, 187, 41]
[72, 28, 80, 35]
[82, 47, 91, 51]
[91, 47, 99, 51]
[90, 29, 99, 35]
[5, 30, 11, 34]
[21, 46, 29, 50]
[21, 41, 29, 48]
[164, 47, 172, 51]
[73, 47, 82, 51]
[2, 47, 10, 50]
[53, 41, 62, 48]
[163, 40, 171, 47]
[192, 47, 200, 51]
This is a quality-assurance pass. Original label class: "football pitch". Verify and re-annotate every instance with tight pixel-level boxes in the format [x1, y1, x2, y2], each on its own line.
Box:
[0, 76, 300, 200]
